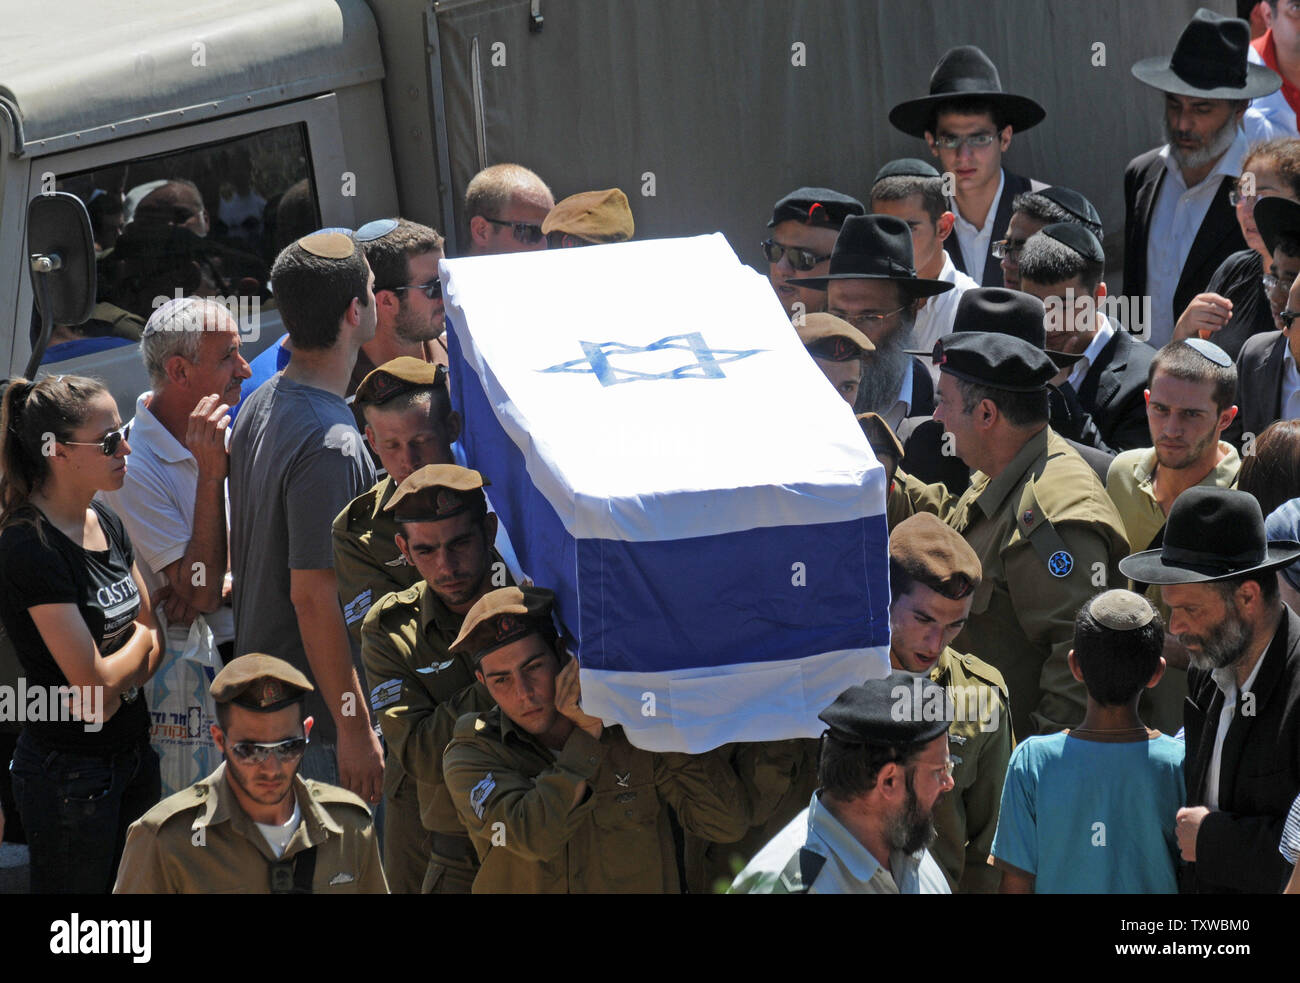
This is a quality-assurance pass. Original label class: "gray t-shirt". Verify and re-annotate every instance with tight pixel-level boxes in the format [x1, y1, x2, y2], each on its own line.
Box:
[229, 373, 376, 744]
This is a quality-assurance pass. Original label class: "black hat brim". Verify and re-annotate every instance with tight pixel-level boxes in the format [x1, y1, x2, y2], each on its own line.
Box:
[904, 346, 1082, 367]
[1118, 543, 1300, 585]
[788, 272, 956, 298]
[1130, 57, 1281, 101]
[888, 92, 1046, 139]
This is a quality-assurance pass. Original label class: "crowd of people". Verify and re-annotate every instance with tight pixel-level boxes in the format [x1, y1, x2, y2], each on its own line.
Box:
[5, 4, 1300, 895]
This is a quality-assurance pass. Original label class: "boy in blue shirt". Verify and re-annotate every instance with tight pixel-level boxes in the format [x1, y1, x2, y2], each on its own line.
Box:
[991, 589, 1185, 893]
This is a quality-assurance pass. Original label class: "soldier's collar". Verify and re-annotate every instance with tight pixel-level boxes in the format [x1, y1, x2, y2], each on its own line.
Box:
[419, 580, 467, 635]
[202, 762, 341, 846]
[974, 425, 1051, 520]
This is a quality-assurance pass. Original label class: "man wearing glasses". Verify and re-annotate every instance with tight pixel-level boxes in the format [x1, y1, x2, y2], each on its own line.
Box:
[114, 655, 388, 893]
[761, 187, 864, 320]
[1123, 9, 1281, 349]
[889, 45, 1047, 288]
[464, 163, 554, 256]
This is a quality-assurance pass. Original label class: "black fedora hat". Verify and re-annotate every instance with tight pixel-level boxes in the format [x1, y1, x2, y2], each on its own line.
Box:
[1254, 195, 1300, 257]
[1118, 486, 1300, 585]
[789, 214, 955, 298]
[889, 45, 1046, 139]
[906, 285, 1082, 368]
[1131, 8, 1280, 100]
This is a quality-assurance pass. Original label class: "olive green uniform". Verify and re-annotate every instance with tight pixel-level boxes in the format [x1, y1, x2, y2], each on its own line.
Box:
[897, 427, 1131, 737]
[333, 476, 427, 893]
[1105, 443, 1241, 735]
[683, 738, 819, 894]
[927, 645, 1012, 893]
[113, 763, 387, 894]
[361, 580, 496, 894]
[444, 709, 751, 893]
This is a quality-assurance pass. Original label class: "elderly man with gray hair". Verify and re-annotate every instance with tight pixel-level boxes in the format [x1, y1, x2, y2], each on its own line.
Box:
[101, 296, 251, 659]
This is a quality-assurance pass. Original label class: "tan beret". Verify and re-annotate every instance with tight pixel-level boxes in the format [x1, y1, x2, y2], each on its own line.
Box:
[385, 464, 490, 522]
[889, 513, 982, 593]
[356, 356, 447, 407]
[856, 412, 904, 461]
[541, 189, 634, 243]
[449, 586, 557, 664]
[798, 313, 875, 361]
[211, 654, 313, 712]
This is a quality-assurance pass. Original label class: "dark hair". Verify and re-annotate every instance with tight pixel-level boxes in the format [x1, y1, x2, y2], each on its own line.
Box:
[1072, 598, 1165, 707]
[1017, 232, 1105, 292]
[818, 732, 923, 800]
[1276, 233, 1300, 260]
[1147, 341, 1237, 414]
[269, 237, 371, 351]
[1214, 570, 1281, 608]
[1010, 191, 1104, 240]
[360, 382, 454, 433]
[889, 555, 979, 603]
[1242, 137, 1300, 200]
[1239, 420, 1300, 518]
[870, 175, 947, 223]
[954, 377, 1050, 427]
[215, 698, 304, 735]
[0, 375, 108, 531]
[927, 98, 1007, 136]
[361, 218, 444, 292]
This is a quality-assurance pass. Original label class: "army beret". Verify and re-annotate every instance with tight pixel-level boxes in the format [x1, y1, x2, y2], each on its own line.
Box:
[297, 230, 356, 259]
[1038, 222, 1105, 265]
[355, 356, 448, 407]
[211, 655, 313, 712]
[797, 312, 875, 361]
[449, 587, 558, 664]
[768, 187, 865, 229]
[1087, 589, 1156, 631]
[542, 189, 634, 243]
[932, 331, 1056, 392]
[872, 158, 941, 183]
[819, 672, 951, 747]
[385, 464, 490, 522]
[1038, 186, 1102, 230]
[889, 513, 982, 592]
[856, 412, 904, 461]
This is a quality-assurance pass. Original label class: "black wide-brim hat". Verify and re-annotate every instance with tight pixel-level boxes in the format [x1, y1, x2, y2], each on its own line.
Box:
[1131, 7, 1280, 101]
[1119, 486, 1300, 585]
[905, 285, 1082, 368]
[1255, 195, 1300, 257]
[889, 45, 1046, 139]
[789, 214, 955, 298]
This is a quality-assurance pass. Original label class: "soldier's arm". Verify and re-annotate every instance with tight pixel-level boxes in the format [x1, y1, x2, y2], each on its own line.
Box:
[355, 819, 391, 894]
[892, 469, 957, 522]
[1006, 523, 1112, 733]
[653, 748, 753, 844]
[360, 603, 445, 785]
[416, 680, 496, 819]
[112, 823, 176, 894]
[443, 718, 607, 862]
[333, 503, 409, 647]
[957, 690, 1013, 894]
[732, 740, 808, 829]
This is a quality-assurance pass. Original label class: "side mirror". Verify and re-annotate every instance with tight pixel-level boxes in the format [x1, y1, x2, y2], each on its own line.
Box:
[25, 191, 95, 378]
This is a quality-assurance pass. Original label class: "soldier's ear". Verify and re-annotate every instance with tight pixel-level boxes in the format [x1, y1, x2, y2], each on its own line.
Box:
[444, 410, 463, 445]
[483, 511, 499, 545]
[395, 532, 412, 563]
[364, 423, 378, 455]
[210, 724, 225, 753]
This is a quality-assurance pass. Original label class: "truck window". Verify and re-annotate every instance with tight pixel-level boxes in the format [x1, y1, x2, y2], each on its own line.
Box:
[40, 123, 318, 365]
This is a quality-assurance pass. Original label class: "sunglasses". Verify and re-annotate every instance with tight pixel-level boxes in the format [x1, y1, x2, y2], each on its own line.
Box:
[62, 424, 129, 456]
[761, 238, 831, 272]
[484, 217, 545, 244]
[229, 737, 309, 765]
[384, 278, 442, 300]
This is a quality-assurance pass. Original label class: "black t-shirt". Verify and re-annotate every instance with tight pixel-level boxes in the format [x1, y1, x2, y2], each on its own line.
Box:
[1204, 249, 1274, 361]
[0, 500, 150, 752]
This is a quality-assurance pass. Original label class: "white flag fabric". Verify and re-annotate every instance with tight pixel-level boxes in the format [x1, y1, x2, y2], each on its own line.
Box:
[442, 233, 890, 752]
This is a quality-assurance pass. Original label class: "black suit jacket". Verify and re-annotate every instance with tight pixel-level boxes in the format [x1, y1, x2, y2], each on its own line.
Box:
[1123, 147, 1246, 328]
[947, 169, 1034, 287]
[1182, 606, 1300, 894]
[1077, 327, 1157, 453]
[1226, 330, 1289, 450]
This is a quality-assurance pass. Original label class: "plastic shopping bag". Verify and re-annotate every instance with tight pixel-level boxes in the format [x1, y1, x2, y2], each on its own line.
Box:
[146, 616, 222, 797]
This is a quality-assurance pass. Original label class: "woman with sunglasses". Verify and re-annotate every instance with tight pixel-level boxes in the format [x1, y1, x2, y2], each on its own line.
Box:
[0, 375, 163, 893]
[1173, 138, 1300, 359]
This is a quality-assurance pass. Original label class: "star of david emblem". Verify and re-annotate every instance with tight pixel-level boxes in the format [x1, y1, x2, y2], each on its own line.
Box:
[1047, 550, 1074, 578]
[540, 332, 764, 387]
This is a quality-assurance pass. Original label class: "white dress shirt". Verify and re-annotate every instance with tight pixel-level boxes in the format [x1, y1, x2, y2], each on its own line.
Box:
[1206, 626, 1274, 810]
[882, 362, 915, 432]
[1282, 342, 1300, 423]
[950, 169, 1006, 281]
[1144, 128, 1248, 349]
[917, 251, 979, 385]
[1066, 313, 1116, 393]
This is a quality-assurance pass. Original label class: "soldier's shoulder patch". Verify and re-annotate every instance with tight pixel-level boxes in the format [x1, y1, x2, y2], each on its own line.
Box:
[469, 772, 496, 819]
[137, 782, 211, 829]
[343, 588, 373, 627]
[369, 677, 403, 713]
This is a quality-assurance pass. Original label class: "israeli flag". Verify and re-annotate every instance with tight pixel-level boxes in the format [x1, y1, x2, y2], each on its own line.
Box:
[442, 234, 890, 752]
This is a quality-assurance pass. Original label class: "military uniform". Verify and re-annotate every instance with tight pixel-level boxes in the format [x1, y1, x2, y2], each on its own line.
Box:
[444, 709, 750, 893]
[927, 646, 1012, 892]
[899, 427, 1129, 736]
[113, 763, 387, 893]
[361, 580, 494, 893]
